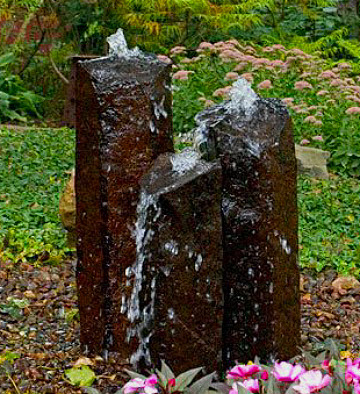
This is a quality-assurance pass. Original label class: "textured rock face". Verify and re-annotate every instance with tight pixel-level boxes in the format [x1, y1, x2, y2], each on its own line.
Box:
[75, 54, 173, 355]
[63, 56, 99, 128]
[124, 150, 223, 374]
[194, 79, 300, 367]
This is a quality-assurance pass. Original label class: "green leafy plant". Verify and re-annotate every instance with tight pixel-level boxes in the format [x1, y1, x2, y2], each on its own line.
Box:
[65, 365, 97, 387]
[0, 297, 30, 319]
[0, 52, 43, 122]
[0, 126, 75, 263]
[0, 351, 21, 394]
[84, 360, 217, 394]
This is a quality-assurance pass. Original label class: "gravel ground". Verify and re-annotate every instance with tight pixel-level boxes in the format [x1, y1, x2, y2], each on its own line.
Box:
[1, 258, 360, 393]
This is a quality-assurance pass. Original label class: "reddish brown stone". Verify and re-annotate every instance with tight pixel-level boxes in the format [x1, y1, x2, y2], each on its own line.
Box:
[63, 56, 99, 128]
[195, 90, 300, 367]
[124, 150, 223, 374]
[75, 54, 173, 356]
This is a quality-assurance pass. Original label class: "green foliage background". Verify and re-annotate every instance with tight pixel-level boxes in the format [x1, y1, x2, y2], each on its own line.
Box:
[0, 0, 359, 273]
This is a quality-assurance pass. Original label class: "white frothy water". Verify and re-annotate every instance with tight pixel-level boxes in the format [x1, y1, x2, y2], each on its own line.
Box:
[280, 236, 292, 255]
[228, 78, 259, 116]
[107, 28, 141, 58]
[195, 254, 203, 272]
[170, 149, 200, 175]
[153, 96, 168, 120]
[127, 191, 159, 367]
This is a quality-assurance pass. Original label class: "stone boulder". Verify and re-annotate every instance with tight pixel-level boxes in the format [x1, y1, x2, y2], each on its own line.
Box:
[295, 144, 330, 179]
[59, 169, 76, 247]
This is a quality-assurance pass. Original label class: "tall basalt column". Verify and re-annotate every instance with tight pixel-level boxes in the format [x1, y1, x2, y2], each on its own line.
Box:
[75, 54, 173, 356]
[194, 80, 300, 367]
[125, 150, 224, 374]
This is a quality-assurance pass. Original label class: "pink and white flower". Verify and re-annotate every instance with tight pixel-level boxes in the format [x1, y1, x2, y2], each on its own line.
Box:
[293, 370, 331, 394]
[123, 374, 159, 394]
[227, 364, 261, 380]
[230, 379, 260, 393]
[272, 361, 304, 382]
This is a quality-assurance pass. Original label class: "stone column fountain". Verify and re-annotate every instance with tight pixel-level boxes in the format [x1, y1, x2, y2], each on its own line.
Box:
[75, 30, 300, 374]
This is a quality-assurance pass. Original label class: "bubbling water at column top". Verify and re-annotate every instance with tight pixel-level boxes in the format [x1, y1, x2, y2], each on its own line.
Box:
[106, 28, 142, 58]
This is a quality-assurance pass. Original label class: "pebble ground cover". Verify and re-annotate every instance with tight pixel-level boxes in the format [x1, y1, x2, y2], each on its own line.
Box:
[0, 40, 359, 274]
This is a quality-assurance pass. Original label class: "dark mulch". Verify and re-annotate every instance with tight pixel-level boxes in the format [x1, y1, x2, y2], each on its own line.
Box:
[1, 259, 360, 393]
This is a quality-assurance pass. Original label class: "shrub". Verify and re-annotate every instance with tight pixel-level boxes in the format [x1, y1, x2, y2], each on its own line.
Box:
[0, 52, 43, 122]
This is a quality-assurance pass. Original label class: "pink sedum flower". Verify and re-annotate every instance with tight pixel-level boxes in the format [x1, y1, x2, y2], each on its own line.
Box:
[312, 135, 323, 141]
[293, 370, 331, 394]
[300, 139, 310, 145]
[213, 86, 232, 98]
[227, 364, 261, 380]
[123, 375, 158, 394]
[330, 79, 343, 87]
[338, 62, 351, 70]
[282, 97, 294, 106]
[257, 80, 272, 89]
[157, 55, 172, 64]
[319, 70, 337, 79]
[225, 72, 239, 81]
[240, 73, 254, 83]
[346, 107, 360, 115]
[172, 70, 194, 80]
[304, 116, 317, 124]
[233, 62, 248, 72]
[317, 90, 328, 96]
[198, 42, 214, 50]
[272, 361, 304, 382]
[170, 46, 186, 55]
[295, 81, 313, 90]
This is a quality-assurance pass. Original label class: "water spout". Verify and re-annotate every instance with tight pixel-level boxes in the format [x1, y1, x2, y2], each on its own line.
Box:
[228, 78, 259, 116]
[107, 28, 141, 58]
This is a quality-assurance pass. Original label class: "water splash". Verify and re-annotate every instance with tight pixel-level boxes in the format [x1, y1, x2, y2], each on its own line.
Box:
[228, 78, 259, 116]
[107, 28, 141, 58]
[170, 149, 199, 175]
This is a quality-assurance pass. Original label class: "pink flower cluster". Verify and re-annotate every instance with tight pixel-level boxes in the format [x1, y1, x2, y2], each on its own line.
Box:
[121, 357, 360, 394]
[346, 358, 360, 393]
[123, 374, 158, 394]
[227, 361, 332, 394]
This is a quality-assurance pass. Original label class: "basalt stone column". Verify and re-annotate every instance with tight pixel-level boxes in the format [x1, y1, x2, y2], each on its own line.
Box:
[75, 54, 174, 356]
[194, 80, 300, 367]
[124, 150, 223, 374]
[63, 55, 99, 128]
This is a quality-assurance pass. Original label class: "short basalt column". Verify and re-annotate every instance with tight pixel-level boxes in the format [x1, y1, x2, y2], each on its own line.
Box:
[194, 79, 300, 367]
[124, 150, 224, 374]
[75, 36, 173, 355]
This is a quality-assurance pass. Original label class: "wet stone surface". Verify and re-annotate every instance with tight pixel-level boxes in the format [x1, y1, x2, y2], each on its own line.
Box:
[194, 80, 300, 367]
[123, 150, 224, 374]
[75, 53, 173, 356]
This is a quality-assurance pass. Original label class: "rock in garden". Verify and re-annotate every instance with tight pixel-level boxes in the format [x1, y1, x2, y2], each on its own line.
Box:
[332, 276, 360, 294]
[295, 145, 330, 179]
[194, 79, 300, 367]
[124, 150, 223, 374]
[75, 47, 173, 355]
[59, 169, 76, 247]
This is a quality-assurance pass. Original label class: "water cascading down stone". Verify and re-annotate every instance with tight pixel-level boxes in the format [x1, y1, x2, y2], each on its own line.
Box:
[125, 150, 224, 374]
[75, 29, 173, 356]
[194, 79, 300, 367]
